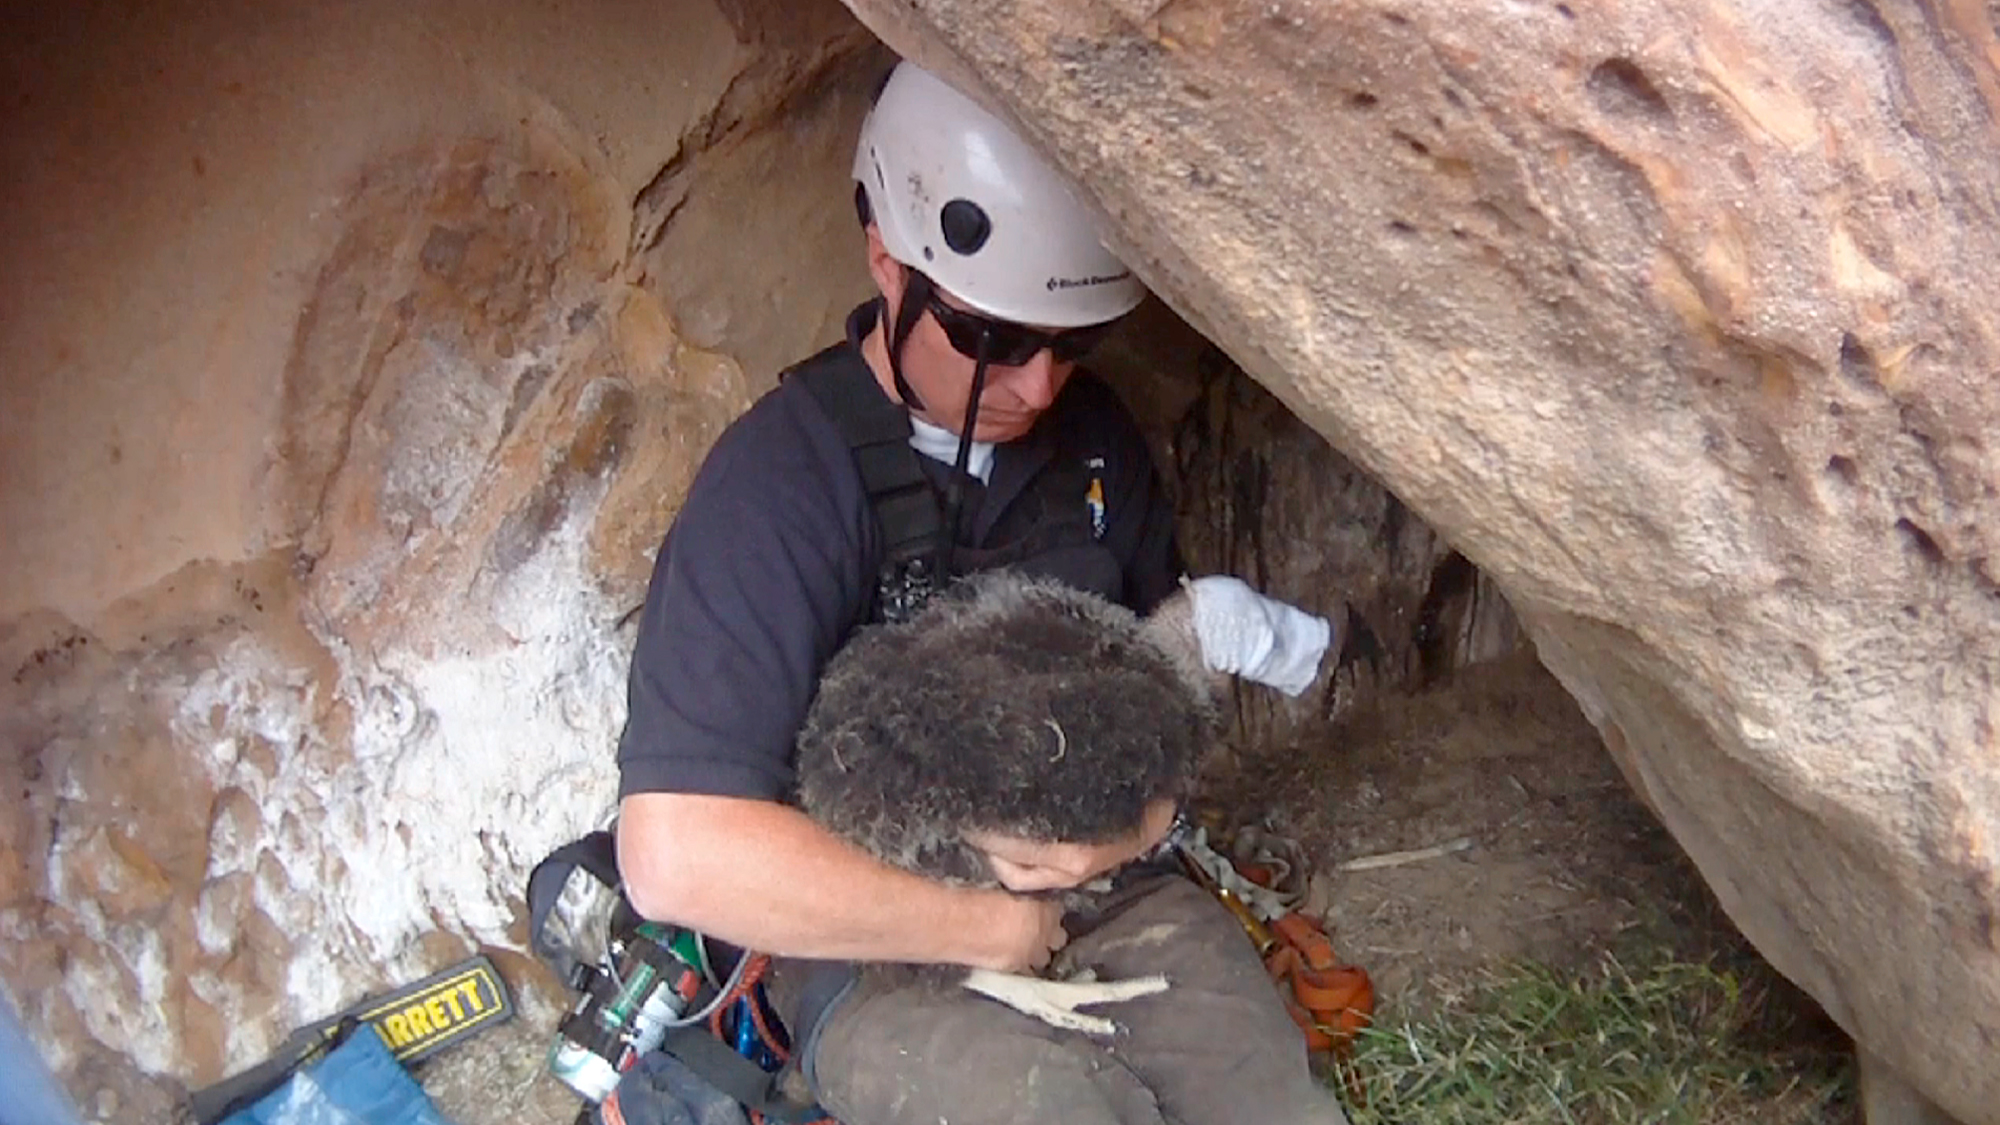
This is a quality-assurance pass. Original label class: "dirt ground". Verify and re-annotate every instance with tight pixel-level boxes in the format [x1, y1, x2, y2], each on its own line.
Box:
[415, 648, 1849, 1125]
[1202, 648, 1846, 1036]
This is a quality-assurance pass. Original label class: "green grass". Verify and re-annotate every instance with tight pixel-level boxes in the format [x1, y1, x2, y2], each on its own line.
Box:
[1333, 954, 1855, 1125]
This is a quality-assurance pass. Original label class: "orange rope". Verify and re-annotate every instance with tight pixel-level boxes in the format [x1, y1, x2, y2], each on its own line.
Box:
[707, 953, 780, 1059]
[711, 953, 841, 1125]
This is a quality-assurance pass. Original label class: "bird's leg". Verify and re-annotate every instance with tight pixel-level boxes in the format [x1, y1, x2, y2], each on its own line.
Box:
[959, 969, 1170, 1035]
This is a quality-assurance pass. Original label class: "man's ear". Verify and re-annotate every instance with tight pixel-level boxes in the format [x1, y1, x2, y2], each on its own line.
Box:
[864, 224, 907, 318]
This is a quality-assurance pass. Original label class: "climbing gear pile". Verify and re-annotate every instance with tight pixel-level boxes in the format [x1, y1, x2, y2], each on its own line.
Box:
[1173, 822, 1375, 1058]
[1265, 912, 1375, 1055]
[526, 832, 832, 1125]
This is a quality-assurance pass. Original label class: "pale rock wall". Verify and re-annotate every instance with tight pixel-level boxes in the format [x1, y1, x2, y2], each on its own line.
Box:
[834, 1, 2000, 1121]
[0, 0, 876, 1115]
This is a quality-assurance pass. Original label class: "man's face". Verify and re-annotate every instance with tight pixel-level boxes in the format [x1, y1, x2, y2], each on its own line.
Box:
[964, 798, 1182, 893]
[864, 227, 1084, 443]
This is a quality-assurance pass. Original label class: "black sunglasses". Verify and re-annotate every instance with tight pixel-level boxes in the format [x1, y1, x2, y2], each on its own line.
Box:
[921, 289, 1117, 367]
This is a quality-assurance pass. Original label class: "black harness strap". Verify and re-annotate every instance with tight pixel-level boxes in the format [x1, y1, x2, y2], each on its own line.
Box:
[788, 348, 944, 624]
[656, 1026, 825, 1125]
[525, 830, 623, 987]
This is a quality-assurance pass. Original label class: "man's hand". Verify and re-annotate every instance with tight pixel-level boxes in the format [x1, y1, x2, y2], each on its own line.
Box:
[979, 893, 1070, 974]
[620, 793, 1075, 970]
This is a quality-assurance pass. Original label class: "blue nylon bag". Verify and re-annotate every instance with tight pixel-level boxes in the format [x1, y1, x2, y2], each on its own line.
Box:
[219, 1029, 449, 1125]
[1, 997, 81, 1125]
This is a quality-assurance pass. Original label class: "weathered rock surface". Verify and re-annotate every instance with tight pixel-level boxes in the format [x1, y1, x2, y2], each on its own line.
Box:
[10, 0, 1991, 1119]
[835, 0, 2000, 1120]
[1, 0, 876, 1114]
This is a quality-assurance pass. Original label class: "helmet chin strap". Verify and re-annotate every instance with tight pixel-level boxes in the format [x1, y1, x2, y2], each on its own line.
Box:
[885, 270, 932, 415]
[884, 268, 989, 578]
[941, 342, 992, 575]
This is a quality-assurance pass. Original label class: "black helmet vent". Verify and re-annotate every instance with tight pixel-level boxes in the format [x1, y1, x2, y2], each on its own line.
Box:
[940, 199, 992, 256]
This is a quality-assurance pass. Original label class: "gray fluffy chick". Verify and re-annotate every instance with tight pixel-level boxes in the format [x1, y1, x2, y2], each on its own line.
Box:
[793, 570, 1219, 1034]
[797, 570, 1215, 885]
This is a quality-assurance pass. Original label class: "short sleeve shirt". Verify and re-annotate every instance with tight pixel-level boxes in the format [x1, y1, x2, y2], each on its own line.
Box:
[615, 304, 1182, 802]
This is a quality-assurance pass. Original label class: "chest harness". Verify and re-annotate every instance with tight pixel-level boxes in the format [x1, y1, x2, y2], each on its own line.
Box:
[786, 340, 1104, 626]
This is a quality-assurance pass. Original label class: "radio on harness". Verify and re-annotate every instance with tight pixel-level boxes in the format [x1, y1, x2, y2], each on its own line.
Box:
[526, 831, 828, 1125]
[547, 920, 706, 1103]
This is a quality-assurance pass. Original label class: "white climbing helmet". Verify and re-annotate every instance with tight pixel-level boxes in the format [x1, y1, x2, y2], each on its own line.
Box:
[853, 61, 1147, 328]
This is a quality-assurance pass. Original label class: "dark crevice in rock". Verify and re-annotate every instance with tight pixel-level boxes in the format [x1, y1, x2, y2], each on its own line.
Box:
[1974, 558, 2000, 600]
[419, 224, 473, 278]
[627, 35, 874, 261]
[486, 380, 637, 579]
[629, 145, 699, 260]
[1838, 332, 1880, 387]
[1838, 0, 1898, 52]
[1110, 324, 1518, 752]
[1332, 603, 1387, 684]
[499, 363, 555, 445]
[1895, 517, 1945, 566]
[1588, 57, 1674, 122]
[1415, 551, 1478, 685]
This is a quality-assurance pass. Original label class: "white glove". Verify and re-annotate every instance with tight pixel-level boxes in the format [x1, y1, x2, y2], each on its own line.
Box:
[1186, 575, 1333, 698]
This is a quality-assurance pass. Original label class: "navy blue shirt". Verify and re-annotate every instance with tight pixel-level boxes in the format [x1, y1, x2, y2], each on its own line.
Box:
[616, 305, 1182, 801]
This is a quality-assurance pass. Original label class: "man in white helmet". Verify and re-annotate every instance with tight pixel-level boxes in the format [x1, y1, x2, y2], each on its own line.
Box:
[612, 61, 1347, 1124]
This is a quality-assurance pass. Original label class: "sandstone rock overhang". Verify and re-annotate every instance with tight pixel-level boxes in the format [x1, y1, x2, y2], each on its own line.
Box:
[834, 0, 2000, 1120]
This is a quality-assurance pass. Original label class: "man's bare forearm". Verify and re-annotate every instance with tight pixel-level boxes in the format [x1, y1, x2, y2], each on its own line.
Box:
[616, 792, 1055, 970]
